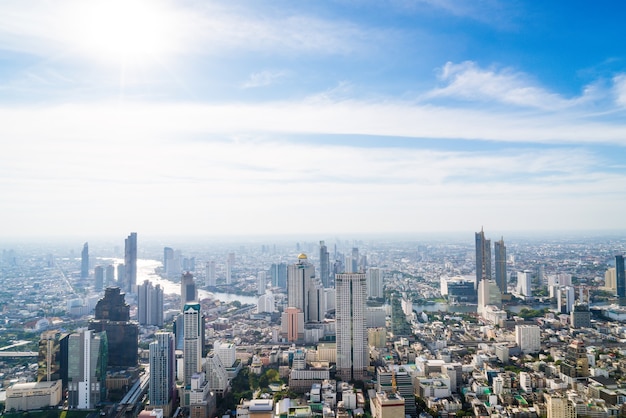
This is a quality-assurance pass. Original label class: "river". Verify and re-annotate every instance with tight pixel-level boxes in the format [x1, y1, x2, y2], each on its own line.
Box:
[133, 259, 258, 305]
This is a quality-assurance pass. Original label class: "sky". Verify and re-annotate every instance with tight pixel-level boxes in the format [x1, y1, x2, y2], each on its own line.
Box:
[1, 0, 626, 239]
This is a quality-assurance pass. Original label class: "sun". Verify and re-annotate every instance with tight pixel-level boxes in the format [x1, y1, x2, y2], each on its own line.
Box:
[71, 0, 181, 66]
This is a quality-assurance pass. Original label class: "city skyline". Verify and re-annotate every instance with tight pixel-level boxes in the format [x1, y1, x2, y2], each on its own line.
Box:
[1, 1, 626, 237]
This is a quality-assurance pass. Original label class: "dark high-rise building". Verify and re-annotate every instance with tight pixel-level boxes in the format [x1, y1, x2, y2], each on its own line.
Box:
[89, 287, 138, 369]
[124, 232, 137, 294]
[149, 332, 176, 411]
[94, 265, 104, 292]
[81, 242, 89, 279]
[560, 339, 589, 379]
[494, 237, 507, 294]
[319, 241, 330, 288]
[138, 280, 164, 327]
[475, 228, 491, 286]
[616, 255, 625, 298]
[180, 272, 197, 310]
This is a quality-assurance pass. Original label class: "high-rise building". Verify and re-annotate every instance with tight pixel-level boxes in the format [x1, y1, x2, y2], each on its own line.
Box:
[80, 242, 89, 279]
[560, 339, 589, 379]
[257, 271, 266, 295]
[149, 332, 175, 410]
[89, 287, 138, 368]
[351, 248, 359, 273]
[226, 253, 235, 285]
[213, 340, 236, 368]
[124, 232, 137, 294]
[570, 303, 592, 328]
[164, 247, 174, 274]
[205, 261, 216, 287]
[281, 306, 304, 342]
[94, 266, 104, 292]
[288, 254, 315, 322]
[545, 393, 575, 418]
[319, 241, 330, 288]
[335, 273, 367, 381]
[181, 272, 197, 311]
[477, 279, 502, 313]
[515, 325, 540, 354]
[366, 267, 384, 299]
[138, 280, 164, 327]
[183, 303, 202, 386]
[66, 329, 107, 409]
[37, 330, 64, 383]
[517, 270, 532, 297]
[117, 263, 125, 288]
[270, 262, 287, 289]
[605, 267, 617, 293]
[475, 228, 491, 285]
[105, 264, 115, 287]
[494, 238, 507, 294]
[616, 255, 625, 298]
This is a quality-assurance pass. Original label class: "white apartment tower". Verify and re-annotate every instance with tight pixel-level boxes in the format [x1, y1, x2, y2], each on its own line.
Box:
[515, 325, 540, 353]
[367, 267, 384, 299]
[336, 273, 367, 381]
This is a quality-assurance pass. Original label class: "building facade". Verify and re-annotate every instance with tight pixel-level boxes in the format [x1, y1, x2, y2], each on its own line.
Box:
[336, 273, 367, 381]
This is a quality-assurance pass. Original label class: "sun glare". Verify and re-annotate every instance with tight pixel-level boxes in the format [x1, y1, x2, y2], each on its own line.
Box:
[72, 0, 180, 66]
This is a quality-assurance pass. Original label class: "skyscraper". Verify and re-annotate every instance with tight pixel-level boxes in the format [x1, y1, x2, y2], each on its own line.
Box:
[616, 255, 625, 298]
[351, 247, 359, 273]
[89, 287, 138, 368]
[124, 232, 137, 294]
[270, 262, 287, 289]
[319, 241, 330, 288]
[94, 266, 104, 292]
[66, 329, 107, 409]
[494, 237, 507, 294]
[138, 280, 164, 327]
[105, 264, 115, 287]
[257, 271, 266, 295]
[205, 261, 216, 287]
[183, 303, 202, 386]
[288, 254, 315, 320]
[149, 332, 175, 410]
[475, 229, 491, 287]
[181, 272, 197, 311]
[335, 273, 367, 381]
[80, 242, 89, 279]
[366, 267, 384, 299]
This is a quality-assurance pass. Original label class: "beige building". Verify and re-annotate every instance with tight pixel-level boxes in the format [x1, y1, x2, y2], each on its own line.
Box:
[5, 380, 62, 412]
[369, 390, 405, 418]
[545, 393, 575, 418]
[605, 268, 616, 293]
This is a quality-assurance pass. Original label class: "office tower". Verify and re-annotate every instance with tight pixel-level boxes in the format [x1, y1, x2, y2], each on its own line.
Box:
[205, 351, 229, 394]
[138, 280, 164, 327]
[257, 291, 275, 313]
[335, 273, 367, 381]
[257, 271, 266, 295]
[377, 366, 416, 417]
[164, 247, 174, 273]
[288, 254, 315, 321]
[94, 266, 104, 292]
[105, 264, 115, 287]
[560, 340, 589, 379]
[81, 242, 89, 279]
[558, 286, 576, 314]
[226, 253, 235, 285]
[37, 330, 64, 382]
[494, 238, 507, 294]
[181, 272, 197, 311]
[517, 270, 532, 297]
[149, 332, 175, 411]
[117, 263, 125, 288]
[605, 267, 617, 293]
[475, 228, 491, 285]
[366, 267, 384, 299]
[616, 255, 625, 298]
[89, 287, 138, 368]
[515, 325, 540, 353]
[351, 248, 359, 273]
[67, 329, 107, 409]
[183, 303, 202, 386]
[270, 262, 287, 289]
[123, 232, 137, 294]
[477, 279, 502, 313]
[205, 261, 216, 287]
[319, 241, 330, 288]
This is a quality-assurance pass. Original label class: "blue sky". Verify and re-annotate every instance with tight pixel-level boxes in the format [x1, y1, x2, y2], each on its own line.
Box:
[1, 0, 626, 238]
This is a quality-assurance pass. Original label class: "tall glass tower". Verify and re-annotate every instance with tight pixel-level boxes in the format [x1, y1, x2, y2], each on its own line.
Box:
[124, 232, 137, 294]
[494, 238, 507, 294]
[475, 228, 491, 285]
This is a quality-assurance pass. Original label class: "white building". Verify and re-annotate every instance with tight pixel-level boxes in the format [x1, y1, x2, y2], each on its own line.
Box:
[336, 273, 367, 381]
[367, 268, 384, 299]
[183, 303, 203, 386]
[515, 325, 541, 353]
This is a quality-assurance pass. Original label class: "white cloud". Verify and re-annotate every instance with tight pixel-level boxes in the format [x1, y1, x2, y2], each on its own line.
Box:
[613, 74, 626, 107]
[241, 71, 288, 89]
[426, 61, 601, 110]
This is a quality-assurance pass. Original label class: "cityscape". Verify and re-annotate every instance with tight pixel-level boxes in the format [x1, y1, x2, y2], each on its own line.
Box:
[2, 1, 626, 418]
[1, 230, 626, 418]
